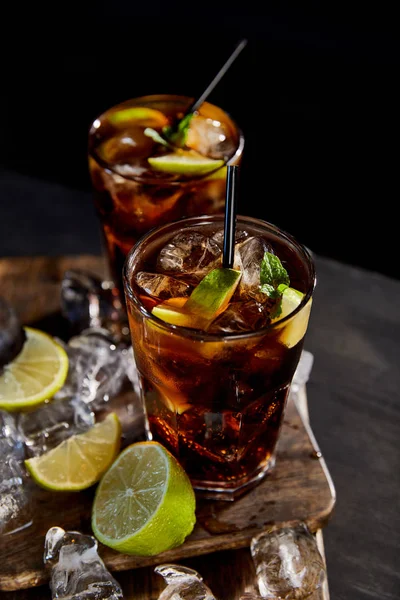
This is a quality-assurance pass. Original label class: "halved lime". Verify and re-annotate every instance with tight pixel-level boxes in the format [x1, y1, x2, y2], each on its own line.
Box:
[91, 441, 196, 555]
[152, 268, 241, 330]
[0, 327, 69, 411]
[273, 288, 312, 348]
[148, 151, 224, 176]
[25, 413, 121, 491]
[109, 107, 168, 128]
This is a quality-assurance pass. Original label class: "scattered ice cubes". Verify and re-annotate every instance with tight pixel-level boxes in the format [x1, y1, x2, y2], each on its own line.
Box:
[250, 523, 326, 599]
[44, 526, 123, 599]
[157, 232, 221, 282]
[18, 328, 139, 457]
[135, 272, 191, 300]
[155, 564, 217, 600]
[234, 237, 273, 302]
[186, 115, 237, 160]
[61, 270, 128, 342]
[0, 296, 26, 368]
[0, 410, 33, 535]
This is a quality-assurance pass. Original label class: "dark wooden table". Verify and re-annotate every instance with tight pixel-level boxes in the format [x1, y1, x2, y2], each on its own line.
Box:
[0, 256, 333, 600]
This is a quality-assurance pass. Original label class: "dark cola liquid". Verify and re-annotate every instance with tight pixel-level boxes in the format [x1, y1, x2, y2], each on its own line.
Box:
[125, 218, 314, 497]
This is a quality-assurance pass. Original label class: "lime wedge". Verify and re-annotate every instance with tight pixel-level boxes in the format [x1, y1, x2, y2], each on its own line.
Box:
[148, 151, 224, 176]
[273, 287, 312, 348]
[25, 413, 121, 491]
[0, 327, 68, 412]
[91, 441, 196, 555]
[109, 107, 168, 127]
[152, 268, 241, 330]
[278, 287, 305, 319]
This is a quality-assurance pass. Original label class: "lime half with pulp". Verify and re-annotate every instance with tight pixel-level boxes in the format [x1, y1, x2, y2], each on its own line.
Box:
[92, 441, 196, 555]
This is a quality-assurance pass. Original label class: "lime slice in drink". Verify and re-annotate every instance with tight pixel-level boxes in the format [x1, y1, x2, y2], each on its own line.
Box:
[152, 268, 241, 330]
[278, 287, 305, 319]
[25, 413, 121, 491]
[204, 165, 227, 180]
[0, 327, 69, 411]
[91, 441, 196, 555]
[272, 287, 312, 348]
[148, 151, 224, 176]
[108, 107, 169, 128]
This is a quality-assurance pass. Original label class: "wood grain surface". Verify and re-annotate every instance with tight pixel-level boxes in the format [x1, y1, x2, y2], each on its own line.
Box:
[0, 256, 335, 599]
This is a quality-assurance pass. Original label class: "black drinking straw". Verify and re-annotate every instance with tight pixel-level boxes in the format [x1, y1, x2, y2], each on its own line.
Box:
[187, 38, 248, 115]
[222, 165, 239, 269]
[169, 39, 248, 135]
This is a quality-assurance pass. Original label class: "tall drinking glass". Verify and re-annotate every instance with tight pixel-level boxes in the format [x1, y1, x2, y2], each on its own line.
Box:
[88, 95, 244, 300]
[123, 215, 316, 500]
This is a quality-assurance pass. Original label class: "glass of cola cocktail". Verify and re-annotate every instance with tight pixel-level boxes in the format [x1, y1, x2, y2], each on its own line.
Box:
[123, 214, 315, 499]
[89, 95, 244, 299]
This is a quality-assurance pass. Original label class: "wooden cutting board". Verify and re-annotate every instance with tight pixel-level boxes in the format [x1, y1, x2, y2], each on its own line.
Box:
[0, 256, 336, 596]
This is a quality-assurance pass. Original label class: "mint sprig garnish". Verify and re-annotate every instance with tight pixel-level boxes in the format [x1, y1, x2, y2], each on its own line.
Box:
[162, 113, 194, 147]
[260, 252, 290, 318]
[144, 113, 194, 149]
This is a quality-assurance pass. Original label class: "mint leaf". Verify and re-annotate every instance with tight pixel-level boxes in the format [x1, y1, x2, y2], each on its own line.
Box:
[260, 252, 290, 318]
[260, 252, 290, 292]
[163, 113, 194, 148]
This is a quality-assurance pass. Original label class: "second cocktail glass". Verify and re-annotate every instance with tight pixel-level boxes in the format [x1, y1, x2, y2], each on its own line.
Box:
[88, 94, 244, 299]
[123, 214, 316, 500]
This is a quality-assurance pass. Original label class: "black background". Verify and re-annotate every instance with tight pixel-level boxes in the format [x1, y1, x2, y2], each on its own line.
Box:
[1, 5, 399, 279]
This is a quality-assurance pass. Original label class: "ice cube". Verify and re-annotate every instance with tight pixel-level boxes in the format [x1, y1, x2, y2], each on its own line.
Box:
[62, 328, 131, 409]
[113, 163, 149, 178]
[44, 526, 123, 599]
[211, 227, 249, 248]
[208, 300, 272, 333]
[250, 523, 326, 599]
[17, 396, 95, 457]
[61, 270, 128, 343]
[135, 271, 191, 300]
[155, 564, 217, 600]
[0, 296, 26, 368]
[0, 410, 33, 535]
[157, 232, 221, 283]
[186, 114, 237, 160]
[233, 237, 274, 302]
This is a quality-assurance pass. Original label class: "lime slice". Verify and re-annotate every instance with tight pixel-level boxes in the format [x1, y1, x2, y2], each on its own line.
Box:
[91, 441, 196, 555]
[109, 107, 168, 128]
[273, 288, 312, 348]
[152, 268, 241, 330]
[148, 151, 224, 176]
[0, 327, 69, 412]
[25, 413, 121, 491]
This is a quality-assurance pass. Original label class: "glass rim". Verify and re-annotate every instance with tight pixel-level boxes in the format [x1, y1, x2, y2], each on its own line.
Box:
[88, 93, 245, 185]
[122, 214, 316, 342]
